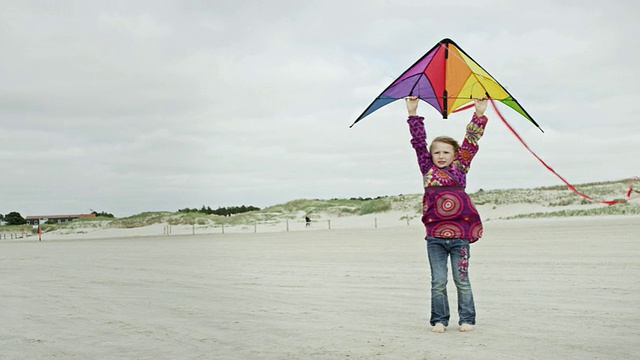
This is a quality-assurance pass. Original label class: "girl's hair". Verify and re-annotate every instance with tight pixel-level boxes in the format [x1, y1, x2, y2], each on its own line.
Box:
[430, 136, 460, 153]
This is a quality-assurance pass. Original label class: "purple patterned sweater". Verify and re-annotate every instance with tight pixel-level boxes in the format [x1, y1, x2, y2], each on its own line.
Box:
[408, 114, 488, 243]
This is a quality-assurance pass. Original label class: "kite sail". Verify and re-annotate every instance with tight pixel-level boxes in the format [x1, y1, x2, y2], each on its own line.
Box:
[351, 38, 541, 131]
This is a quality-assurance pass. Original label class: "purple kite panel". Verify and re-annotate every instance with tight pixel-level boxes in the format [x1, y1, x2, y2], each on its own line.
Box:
[391, 50, 436, 86]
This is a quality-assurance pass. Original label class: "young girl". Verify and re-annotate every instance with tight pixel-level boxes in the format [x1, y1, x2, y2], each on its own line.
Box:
[405, 96, 488, 333]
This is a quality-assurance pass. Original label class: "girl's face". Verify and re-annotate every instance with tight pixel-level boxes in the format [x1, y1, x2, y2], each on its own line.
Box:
[431, 141, 456, 168]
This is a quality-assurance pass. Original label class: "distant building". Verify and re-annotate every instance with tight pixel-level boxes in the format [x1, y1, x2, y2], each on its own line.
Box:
[26, 213, 96, 226]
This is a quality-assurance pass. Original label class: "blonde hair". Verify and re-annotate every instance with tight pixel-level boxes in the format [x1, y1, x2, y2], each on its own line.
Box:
[430, 136, 459, 153]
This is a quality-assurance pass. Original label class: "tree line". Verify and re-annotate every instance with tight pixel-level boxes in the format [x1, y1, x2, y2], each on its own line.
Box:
[178, 205, 260, 216]
[1, 205, 257, 226]
[1, 210, 114, 226]
[1, 212, 26, 226]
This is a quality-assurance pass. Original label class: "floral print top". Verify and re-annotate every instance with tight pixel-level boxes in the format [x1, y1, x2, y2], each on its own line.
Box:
[407, 114, 488, 242]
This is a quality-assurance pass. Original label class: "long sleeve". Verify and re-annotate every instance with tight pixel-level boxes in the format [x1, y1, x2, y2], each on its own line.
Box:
[407, 115, 432, 175]
[455, 113, 488, 173]
[412, 113, 487, 242]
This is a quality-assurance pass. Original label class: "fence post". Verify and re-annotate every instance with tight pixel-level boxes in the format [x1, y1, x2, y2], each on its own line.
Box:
[375, 217, 378, 228]
[327, 220, 331, 230]
[406, 214, 409, 226]
[192, 224, 195, 235]
[254, 221, 257, 233]
[222, 224, 225, 234]
[286, 219, 289, 232]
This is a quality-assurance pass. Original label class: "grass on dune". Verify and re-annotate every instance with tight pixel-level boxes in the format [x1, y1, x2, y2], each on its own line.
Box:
[17, 178, 639, 232]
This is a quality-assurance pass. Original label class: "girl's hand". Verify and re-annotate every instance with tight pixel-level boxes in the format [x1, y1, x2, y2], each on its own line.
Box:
[405, 96, 419, 116]
[474, 98, 488, 117]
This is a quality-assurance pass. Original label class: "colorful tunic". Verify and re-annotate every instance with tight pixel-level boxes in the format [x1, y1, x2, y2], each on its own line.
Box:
[408, 114, 488, 243]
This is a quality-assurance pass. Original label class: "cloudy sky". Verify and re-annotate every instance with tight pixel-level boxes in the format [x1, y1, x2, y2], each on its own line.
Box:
[1, 0, 638, 217]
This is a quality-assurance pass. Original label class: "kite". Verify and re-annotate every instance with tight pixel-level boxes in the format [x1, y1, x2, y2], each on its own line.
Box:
[350, 38, 541, 130]
[352, 38, 639, 205]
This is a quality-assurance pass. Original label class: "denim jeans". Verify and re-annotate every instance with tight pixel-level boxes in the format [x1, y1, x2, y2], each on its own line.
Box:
[426, 236, 476, 326]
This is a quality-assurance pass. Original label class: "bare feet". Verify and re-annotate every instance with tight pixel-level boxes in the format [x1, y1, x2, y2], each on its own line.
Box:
[459, 323, 474, 332]
[432, 323, 446, 333]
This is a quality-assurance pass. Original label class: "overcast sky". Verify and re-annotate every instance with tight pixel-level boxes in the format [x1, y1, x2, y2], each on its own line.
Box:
[1, 0, 638, 217]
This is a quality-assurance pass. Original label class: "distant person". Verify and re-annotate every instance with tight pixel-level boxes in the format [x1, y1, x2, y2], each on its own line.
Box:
[305, 216, 311, 227]
[405, 96, 488, 333]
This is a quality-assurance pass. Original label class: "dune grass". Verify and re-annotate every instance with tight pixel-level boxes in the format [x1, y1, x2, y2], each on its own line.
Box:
[469, 179, 633, 207]
[505, 202, 640, 219]
[14, 178, 638, 232]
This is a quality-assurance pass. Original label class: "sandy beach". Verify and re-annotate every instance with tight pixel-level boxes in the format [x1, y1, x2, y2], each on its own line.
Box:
[2, 215, 639, 359]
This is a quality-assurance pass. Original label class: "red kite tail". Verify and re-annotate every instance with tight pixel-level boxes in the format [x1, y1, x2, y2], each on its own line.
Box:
[488, 98, 637, 205]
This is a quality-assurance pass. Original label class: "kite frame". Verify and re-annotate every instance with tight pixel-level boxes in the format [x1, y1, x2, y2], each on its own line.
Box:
[351, 38, 541, 131]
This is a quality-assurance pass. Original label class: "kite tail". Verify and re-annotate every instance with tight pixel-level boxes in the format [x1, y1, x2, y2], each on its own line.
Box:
[485, 98, 638, 205]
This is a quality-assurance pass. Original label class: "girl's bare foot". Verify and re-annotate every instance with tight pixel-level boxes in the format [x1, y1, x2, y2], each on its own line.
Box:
[459, 323, 474, 332]
[432, 323, 446, 333]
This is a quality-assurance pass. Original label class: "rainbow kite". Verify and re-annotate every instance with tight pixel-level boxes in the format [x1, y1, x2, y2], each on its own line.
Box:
[351, 38, 540, 130]
[352, 38, 639, 205]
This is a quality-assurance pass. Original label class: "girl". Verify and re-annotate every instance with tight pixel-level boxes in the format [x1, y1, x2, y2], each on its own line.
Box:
[405, 96, 488, 333]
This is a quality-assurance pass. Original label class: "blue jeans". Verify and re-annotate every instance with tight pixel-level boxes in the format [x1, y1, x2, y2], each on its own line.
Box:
[426, 237, 476, 326]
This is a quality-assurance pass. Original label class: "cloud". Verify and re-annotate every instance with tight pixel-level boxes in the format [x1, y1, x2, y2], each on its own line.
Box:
[1, 0, 639, 217]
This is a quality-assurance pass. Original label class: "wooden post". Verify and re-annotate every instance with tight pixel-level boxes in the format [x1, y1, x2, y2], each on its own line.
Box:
[192, 224, 195, 235]
[222, 224, 225, 234]
[327, 220, 331, 230]
[375, 217, 378, 228]
[254, 221, 257, 233]
[406, 214, 409, 226]
[286, 219, 289, 232]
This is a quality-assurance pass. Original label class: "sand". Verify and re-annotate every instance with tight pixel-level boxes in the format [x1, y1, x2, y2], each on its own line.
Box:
[1, 215, 639, 359]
